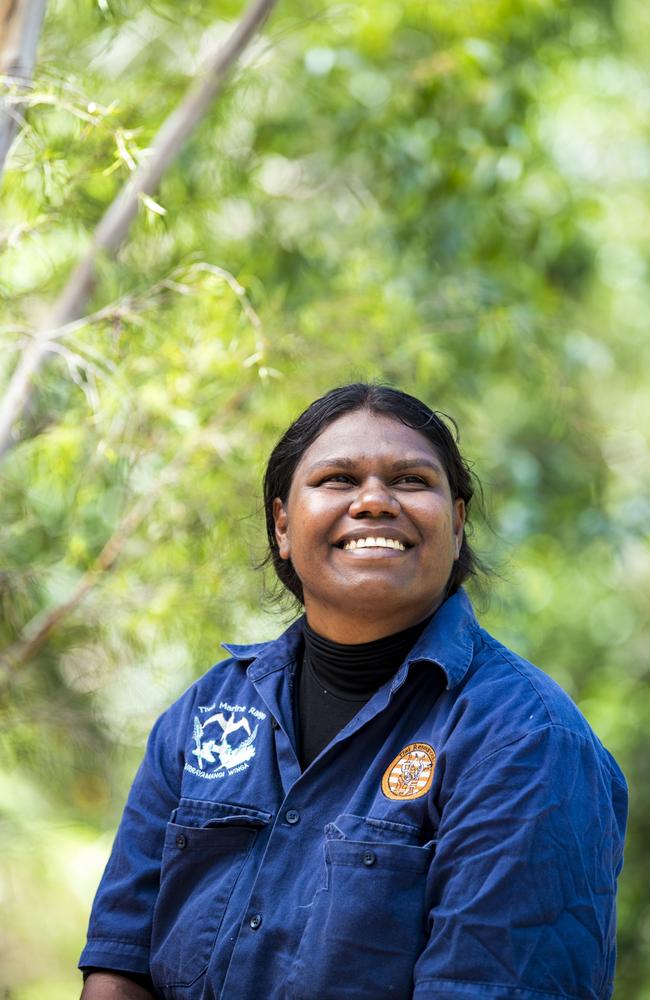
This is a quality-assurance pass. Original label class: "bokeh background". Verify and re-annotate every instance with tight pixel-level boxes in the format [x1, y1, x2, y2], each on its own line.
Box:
[1, 0, 649, 996]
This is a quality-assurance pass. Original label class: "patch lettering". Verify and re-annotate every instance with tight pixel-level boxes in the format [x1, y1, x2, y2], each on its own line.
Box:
[381, 742, 436, 800]
[185, 701, 266, 780]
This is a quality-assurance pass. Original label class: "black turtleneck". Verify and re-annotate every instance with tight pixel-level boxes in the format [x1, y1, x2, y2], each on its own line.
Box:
[297, 615, 433, 768]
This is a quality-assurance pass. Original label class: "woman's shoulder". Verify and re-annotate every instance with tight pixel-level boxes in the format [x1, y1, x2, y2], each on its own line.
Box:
[420, 592, 597, 742]
[471, 625, 588, 729]
[445, 622, 627, 792]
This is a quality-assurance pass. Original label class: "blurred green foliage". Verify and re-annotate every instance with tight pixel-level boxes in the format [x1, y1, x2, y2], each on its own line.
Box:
[1, 0, 649, 995]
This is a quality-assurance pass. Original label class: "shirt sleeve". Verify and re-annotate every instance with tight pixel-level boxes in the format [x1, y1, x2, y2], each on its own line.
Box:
[413, 724, 627, 1000]
[79, 707, 183, 974]
[82, 968, 155, 991]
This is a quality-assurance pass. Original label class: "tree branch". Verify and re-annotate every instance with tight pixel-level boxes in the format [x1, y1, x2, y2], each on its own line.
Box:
[0, 0, 278, 461]
[33, 260, 264, 350]
[0, 0, 47, 181]
[0, 385, 253, 683]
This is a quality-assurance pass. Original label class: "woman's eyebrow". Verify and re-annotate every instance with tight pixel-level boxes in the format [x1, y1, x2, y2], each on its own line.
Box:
[307, 457, 358, 472]
[392, 457, 443, 473]
[306, 457, 443, 473]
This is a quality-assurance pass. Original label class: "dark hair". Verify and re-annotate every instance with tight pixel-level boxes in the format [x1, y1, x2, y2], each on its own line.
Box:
[262, 383, 483, 605]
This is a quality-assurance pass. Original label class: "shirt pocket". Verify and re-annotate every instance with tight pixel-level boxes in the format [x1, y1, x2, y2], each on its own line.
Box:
[286, 813, 433, 1000]
[149, 797, 271, 994]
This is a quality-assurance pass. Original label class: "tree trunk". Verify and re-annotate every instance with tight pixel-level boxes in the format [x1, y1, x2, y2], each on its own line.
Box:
[0, 0, 48, 180]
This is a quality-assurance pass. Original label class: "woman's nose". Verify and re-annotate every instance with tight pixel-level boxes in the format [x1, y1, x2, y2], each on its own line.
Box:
[349, 478, 400, 518]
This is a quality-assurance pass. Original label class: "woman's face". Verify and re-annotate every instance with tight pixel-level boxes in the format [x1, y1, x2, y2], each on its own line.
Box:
[273, 409, 465, 642]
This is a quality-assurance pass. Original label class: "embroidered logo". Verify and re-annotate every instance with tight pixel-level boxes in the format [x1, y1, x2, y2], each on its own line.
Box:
[184, 701, 266, 781]
[381, 743, 436, 800]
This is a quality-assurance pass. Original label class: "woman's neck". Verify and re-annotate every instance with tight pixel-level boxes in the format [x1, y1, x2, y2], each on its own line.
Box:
[302, 614, 434, 700]
[302, 599, 442, 645]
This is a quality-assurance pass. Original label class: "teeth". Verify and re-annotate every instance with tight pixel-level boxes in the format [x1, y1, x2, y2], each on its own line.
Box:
[342, 537, 406, 551]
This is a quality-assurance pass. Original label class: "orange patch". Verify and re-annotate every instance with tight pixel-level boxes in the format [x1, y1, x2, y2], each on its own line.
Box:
[381, 743, 436, 800]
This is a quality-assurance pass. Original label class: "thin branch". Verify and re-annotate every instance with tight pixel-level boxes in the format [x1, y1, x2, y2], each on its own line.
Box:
[1, 260, 265, 409]
[0, 385, 253, 683]
[188, 263, 264, 337]
[0, 0, 278, 461]
[43, 261, 264, 346]
[0, 212, 53, 250]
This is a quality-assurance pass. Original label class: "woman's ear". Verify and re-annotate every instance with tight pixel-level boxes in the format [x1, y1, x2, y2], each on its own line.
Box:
[273, 498, 291, 560]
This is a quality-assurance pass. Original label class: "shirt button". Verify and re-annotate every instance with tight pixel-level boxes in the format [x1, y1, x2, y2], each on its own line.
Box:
[285, 809, 300, 825]
[363, 850, 376, 867]
[270, 716, 280, 730]
[249, 913, 263, 930]
[175, 833, 187, 849]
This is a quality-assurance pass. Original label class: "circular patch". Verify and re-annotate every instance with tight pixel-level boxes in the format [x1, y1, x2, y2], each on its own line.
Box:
[381, 742, 436, 801]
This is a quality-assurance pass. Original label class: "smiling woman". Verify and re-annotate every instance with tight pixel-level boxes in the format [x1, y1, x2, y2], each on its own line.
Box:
[79, 384, 627, 1000]
[272, 410, 465, 641]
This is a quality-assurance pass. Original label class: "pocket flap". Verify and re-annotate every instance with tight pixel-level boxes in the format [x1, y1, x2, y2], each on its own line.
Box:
[325, 812, 421, 845]
[170, 797, 272, 828]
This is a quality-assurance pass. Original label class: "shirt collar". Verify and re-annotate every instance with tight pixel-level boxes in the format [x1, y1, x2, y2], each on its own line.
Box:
[221, 588, 478, 690]
[402, 588, 477, 689]
[222, 617, 304, 680]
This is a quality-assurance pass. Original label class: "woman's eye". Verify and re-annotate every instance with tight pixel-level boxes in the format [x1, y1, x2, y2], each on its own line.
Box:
[321, 474, 354, 485]
[395, 475, 427, 486]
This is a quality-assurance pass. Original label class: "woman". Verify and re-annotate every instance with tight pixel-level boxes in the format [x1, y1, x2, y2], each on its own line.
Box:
[80, 383, 627, 1000]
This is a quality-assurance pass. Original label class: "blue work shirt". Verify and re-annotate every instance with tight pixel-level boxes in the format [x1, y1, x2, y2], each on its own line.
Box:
[79, 590, 627, 999]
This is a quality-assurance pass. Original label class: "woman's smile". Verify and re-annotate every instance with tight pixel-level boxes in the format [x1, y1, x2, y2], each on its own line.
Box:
[339, 536, 407, 552]
[273, 409, 465, 642]
[334, 527, 412, 553]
